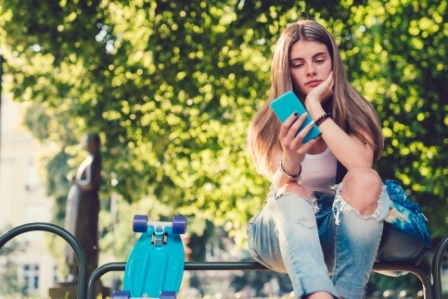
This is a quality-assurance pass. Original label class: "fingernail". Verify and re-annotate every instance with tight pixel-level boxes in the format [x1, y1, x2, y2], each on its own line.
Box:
[302, 112, 308, 117]
[309, 120, 315, 126]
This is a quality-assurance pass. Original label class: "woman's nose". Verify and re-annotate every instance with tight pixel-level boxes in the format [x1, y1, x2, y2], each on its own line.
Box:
[306, 64, 316, 76]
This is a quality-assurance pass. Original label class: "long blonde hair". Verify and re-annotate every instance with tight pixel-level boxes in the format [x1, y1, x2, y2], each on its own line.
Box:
[247, 20, 383, 176]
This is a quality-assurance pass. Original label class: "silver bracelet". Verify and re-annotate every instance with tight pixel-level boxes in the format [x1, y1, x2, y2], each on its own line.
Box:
[279, 160, 302, 180]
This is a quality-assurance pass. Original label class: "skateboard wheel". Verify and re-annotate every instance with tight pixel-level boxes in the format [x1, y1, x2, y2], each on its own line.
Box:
[160, 291, 177, 299]
[133, 215, 148, 232]
[112, 290, 130, 299]
[171, 216, 187, 234]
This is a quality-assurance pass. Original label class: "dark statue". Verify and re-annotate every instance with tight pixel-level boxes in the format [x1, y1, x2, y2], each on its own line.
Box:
[64, 133, 102, 281]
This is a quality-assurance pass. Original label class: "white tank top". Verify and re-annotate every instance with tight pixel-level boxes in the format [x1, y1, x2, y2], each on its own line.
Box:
[301, 147, 337, 194]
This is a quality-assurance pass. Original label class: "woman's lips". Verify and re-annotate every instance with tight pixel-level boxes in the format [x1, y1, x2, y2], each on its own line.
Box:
[306, 80, 322, 87]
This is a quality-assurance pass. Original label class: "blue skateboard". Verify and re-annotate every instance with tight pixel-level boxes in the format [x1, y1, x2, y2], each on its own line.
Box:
[113, 215, 187, 299]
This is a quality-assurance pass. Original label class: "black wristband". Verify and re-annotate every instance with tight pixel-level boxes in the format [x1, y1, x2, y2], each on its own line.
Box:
[315, 112, 332, 126]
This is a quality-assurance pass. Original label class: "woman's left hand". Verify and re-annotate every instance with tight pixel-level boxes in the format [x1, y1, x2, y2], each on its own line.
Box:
[306, 71, 334, 106]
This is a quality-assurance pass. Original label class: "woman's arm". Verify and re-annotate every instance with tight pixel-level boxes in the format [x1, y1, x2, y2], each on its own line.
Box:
[269, 149, 298, 189]
[268, 113, 319, 189]
[305, 72, 375, 169]
[316, 118, 374, 169]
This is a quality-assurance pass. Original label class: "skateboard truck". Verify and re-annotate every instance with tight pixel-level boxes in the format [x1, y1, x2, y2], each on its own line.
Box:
[151, 227, 168, 245]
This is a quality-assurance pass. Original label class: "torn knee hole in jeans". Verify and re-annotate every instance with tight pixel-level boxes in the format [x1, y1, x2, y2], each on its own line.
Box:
[332, 183, 386, 225]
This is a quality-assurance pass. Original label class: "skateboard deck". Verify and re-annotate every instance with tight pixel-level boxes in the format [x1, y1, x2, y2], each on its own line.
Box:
[113, 215, 186, 299]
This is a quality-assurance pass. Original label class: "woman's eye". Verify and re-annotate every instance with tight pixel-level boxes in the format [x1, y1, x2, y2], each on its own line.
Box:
[315, 59, 325, 64]
[292, 63, 304, 68]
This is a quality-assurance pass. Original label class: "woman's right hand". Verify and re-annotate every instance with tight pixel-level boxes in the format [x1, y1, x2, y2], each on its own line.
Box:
[279, 112, 319, 174]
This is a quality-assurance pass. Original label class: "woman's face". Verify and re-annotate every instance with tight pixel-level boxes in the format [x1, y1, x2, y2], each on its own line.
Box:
[289, 39, 332, 97]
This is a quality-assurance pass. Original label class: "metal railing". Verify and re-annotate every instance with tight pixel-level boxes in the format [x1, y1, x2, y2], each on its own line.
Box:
[0, 222, 87, 299]
[1, 222, 447, 299]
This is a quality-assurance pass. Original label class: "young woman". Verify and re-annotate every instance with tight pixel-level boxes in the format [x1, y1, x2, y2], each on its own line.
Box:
[246, 20, 393, 299]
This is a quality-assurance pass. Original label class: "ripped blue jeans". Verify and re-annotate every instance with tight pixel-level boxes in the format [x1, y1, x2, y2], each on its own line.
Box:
[246, 183, 393, 299]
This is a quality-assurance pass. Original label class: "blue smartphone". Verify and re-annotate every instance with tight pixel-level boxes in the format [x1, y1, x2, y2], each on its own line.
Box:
[270, 91, 322, 143]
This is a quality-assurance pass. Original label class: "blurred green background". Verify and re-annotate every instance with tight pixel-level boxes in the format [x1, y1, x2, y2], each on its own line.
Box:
[0, 0, 446, 297]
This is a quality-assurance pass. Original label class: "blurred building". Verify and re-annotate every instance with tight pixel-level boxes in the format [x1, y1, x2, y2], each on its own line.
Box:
[0, 95, 58, 297]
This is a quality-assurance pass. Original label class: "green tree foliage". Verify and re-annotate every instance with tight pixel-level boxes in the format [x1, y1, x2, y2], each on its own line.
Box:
[0, 0, 446, 292]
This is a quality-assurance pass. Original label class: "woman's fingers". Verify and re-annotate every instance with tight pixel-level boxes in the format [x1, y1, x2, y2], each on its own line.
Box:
[277, 107, 322, 158]
[328, 72, 334, 95]
[289, 113, 310, 137]
[297, 121, 314, 140]
[279, 112, 297, 138]
[280, 112, 319, 156]
[325, 71, 334, 97]
[279, 112, 308, 139]
[284, 112, 299, 127]
[291, 118, 317, 144]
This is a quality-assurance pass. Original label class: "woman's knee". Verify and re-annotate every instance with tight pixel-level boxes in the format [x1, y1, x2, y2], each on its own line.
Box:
[340, 167, 383, 214]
